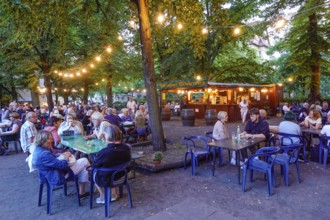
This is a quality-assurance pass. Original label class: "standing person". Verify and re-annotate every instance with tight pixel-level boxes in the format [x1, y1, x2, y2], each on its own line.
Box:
[20, 112, 38, 154]
[282, 102, 291, 114]
[32, 130, 90, 198]
[320, 101, 329, 125]
[126, 96, 136, 113]
[92, 125, 131, 204]
[239, 99, 249, 124]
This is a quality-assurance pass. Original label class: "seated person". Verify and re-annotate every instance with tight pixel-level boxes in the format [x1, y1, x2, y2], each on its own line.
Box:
[32, 130, 90, 197]
[298, 102, 309, 122]
[105, 108, 122, 128]
[300, 109, 322, 129]
[92, 125, 131, 204]
[0, 112, 22, 154]
[43, 116, 62, 146]
[139, 105, 149, 120]
[84, 111, 111, 140]
[278, 111, 302, 145]
[242, 108, 270, 140]
[58, 113, 84, 135]
[120, 108, 132, 122]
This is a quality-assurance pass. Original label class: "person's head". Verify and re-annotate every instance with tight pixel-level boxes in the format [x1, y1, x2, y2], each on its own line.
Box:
[243, 99, 246, 104]
[259, 109, 267, 119]
[111, 108, 117, 115]
[9, 112, 20, 121]
[47, 116, 62, 128]
[310, 104, 316, 111]
[249, 108, 260, 122]
[86, 110, 94, 117]
[302, 102, 309, 109]
[284, 102, 289, 106]
[122, 108, 129, 116]
[322, 101, 328, 110]
[217, 111, 228, 122]
[309, 109, 321, 119]
[284, 111, 296, 121]
[91, 111, 104, 127]
[129, 96, 133, 101]
[104, 125, 123, 143]
[106, 108, 113, 116]
[315, 100, 321, 105]
[65, 113, 75, 123]
[26, 112, 38, 123]
[139, 105, 145, 112]
[35, 130, 53, 149]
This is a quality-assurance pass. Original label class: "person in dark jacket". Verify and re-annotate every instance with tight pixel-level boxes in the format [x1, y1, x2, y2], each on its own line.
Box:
[93, 125, 131, 204]
[32, 130, 90, 197]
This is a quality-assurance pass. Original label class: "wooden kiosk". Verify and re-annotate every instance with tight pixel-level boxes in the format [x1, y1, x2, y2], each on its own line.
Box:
[160, 80, 283, 122]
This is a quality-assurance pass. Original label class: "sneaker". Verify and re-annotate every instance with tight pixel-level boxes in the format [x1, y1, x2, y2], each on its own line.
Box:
[96, 197, 105, 204]
[111, 195, 118, 202]
[230, 158, 236, 166]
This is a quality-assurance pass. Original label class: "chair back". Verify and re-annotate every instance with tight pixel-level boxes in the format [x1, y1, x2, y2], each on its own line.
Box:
[319, 136, 330, 150]
[246, 147, 280, 168]
[183, 135, 210, 153]
[279, 144, 302, 164]
[205, 131, 217, 142]
[93, 161, 131, 187]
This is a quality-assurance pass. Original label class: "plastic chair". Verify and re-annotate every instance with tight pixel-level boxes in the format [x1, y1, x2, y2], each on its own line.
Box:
[205, 131, 230, 166]
[183, 136, 212, 176]
[270, 137, 302, 186]
[242, 147, 280, 196]
[319, 136, 330, 169]
[90, 162, 133, 218]
[38, 168, 81, 215]
[268, 132, 307, 162]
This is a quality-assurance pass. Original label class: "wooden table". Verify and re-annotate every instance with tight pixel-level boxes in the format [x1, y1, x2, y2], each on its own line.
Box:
[209, 137, 265, 184]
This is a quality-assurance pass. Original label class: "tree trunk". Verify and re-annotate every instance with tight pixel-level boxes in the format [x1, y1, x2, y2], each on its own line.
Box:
[43, 73, 54, 111]
[307, 13, 321, 103]
[106, 74, 113, 107]
[134, 0, 166, 151]
[31, 90, 40, 107]
[82, 79, 89, 104]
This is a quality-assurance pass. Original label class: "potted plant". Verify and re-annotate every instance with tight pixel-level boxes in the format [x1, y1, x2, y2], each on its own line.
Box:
[152, 151, 163, 164]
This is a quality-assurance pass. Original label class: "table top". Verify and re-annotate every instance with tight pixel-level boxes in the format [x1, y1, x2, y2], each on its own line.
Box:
[208, 137, 265, 151]
[301, 127, 321, 135]
[60, 135, 107, 154]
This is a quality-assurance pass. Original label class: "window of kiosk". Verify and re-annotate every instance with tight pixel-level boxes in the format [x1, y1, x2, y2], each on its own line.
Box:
[190, 92, 205, 104]
[209, 90, 228, 105]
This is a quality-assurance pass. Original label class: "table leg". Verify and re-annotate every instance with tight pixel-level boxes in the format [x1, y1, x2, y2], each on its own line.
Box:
[211, 147, 216, 176]
[237, 150, 241, 185]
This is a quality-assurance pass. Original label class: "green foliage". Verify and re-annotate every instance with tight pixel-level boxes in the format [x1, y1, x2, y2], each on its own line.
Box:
[152, 151, 163, 161]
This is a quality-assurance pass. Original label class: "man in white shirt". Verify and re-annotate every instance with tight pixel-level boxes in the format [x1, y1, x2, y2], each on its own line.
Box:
[126, 96, 136, 113]
[20, 112, 38, 154]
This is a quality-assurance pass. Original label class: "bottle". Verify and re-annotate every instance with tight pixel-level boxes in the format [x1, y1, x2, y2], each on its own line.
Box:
[237, 125, 241, 142]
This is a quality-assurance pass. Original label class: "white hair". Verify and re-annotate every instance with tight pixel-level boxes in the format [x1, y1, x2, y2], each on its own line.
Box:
[91, 111, 104, 121]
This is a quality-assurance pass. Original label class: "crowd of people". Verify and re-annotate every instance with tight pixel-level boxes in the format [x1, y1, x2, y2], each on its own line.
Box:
[0, 97, 148, 203]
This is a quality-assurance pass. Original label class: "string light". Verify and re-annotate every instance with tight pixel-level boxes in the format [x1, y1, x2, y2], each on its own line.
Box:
[202, 28, 208, 34]
[233, 27, 241, 35]
[106, 47, 112, 53]
[90, 64, 95, 68]
[157, 14, 165, 23]
[177, 23, 183, 30]
[118, 36, 123, 41]
[82, 69, 87, 73]
[274, 18, 287, 30]
[102, 79, 105, 82]
[95, 56, 101, 62]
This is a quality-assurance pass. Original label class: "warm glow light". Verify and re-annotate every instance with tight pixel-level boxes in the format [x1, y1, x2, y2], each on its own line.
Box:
[288, 77, 293, 82]
[82, 69, 87, 73]
[143, 89, 146, 93]
[90, 63, 95, 68]
[64, 89, 67, 92]
[157, 14, 165, 23]
[131, 88, 134, 91]
[106, 47, 112, 53]
[202, 28, 208, 34]
[278, 83, 283, 87]
[207, 88, 212, 93]
[177, 23, 183, 30]
[250, 87, 255, 92]
[76, 72, 81, 76]
[54, 70, 58, 73]
[81, 88, 84, 91]
[118, 36, 123, 41]
[64, 73, 68, 77]
[274, 18, 286, 30]
[125, 86, 127, 89]
[196, 75, 201, 80]
[54, 88, 58, 91]
[261, 88, 268, 93]
[233, 27, 241, 35]
[129, 20, 136, 28]
[95, 56, 101, 62]
[59, 72, 63, 76]
[95, 83, 99, 86]
[102, 79, 105, 82]
[118, 84, 121, 86]
[238, 87, 244, 92]
[137, 89, 140, 92]
[69, 74, 74, 78]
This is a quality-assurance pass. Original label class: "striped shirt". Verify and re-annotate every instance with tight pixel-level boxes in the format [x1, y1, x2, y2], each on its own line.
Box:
[20, 120, 37, 153]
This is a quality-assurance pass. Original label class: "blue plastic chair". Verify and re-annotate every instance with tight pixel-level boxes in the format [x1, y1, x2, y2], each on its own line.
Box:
[183, 136, 212, 176]
[38, 168, 81, 215]
[319, 136, 330, 169]
[242, 147, 280, 196]
[270, 136, 302, 186]
[268, 132, 307, 162]
[90, 162, 133, 218]
[205, 131, 231, 166]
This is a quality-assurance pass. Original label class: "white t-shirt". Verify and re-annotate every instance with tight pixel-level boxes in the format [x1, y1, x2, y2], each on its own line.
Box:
[283, 105, 291, 113]
[127, 100, 136, 111]
[239, 102, 248, 111]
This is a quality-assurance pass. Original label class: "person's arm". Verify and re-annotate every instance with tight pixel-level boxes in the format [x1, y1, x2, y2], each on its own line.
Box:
[40, 150, 68, 169]
[0, 124, 19, 136]
[313, 118, 322, 129]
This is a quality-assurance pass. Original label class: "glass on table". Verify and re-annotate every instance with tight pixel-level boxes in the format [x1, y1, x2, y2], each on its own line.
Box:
[231, 132, 236, 141]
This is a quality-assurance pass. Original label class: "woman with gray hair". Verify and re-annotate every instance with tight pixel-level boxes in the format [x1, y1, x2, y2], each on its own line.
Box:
[84, 111, 111, 140]
[32, 130, 90, 198]
[92, 125, 131, 204]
